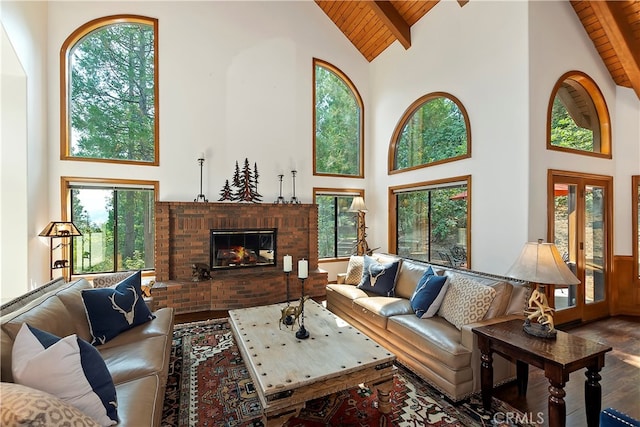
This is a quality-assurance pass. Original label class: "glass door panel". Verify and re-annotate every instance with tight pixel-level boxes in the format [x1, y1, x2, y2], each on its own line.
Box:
[553, 183, 578, 312]
[585, 185, 605, 304]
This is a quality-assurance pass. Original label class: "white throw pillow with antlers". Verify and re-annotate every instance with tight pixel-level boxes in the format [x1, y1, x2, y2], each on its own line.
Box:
[81, 271, 155, 345]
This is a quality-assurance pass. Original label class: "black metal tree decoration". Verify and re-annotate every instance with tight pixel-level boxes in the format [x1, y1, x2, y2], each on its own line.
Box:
[218, 180, 233, 201]
[194, 153, 208, 202]
[296, 259, 309, 339]
[220, 158, 262, 203]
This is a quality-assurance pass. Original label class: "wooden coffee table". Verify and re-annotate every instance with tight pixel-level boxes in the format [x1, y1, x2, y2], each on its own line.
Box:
[473, 319, 612, 427]
[229, 299, 396, 426]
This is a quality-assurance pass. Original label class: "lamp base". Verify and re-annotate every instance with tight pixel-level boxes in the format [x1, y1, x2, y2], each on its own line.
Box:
[523, 318, 557, 339]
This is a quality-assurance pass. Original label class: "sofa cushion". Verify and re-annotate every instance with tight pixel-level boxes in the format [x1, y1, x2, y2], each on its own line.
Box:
[0, 382, 101, 427]
[410, 269, 449, 318]
[82, 271, 155, 345]
[357, 255, 401, 297]
[395, 259, 430, 299]
[12, 323, 118, 425]
[352, 297, 412, 329]
[483, 281, 513, 319]
[344, 256, 364, 284]
[437, 273, 496, 330]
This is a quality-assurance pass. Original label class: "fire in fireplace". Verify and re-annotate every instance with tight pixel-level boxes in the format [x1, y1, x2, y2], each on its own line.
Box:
[210, 228, 276, 270]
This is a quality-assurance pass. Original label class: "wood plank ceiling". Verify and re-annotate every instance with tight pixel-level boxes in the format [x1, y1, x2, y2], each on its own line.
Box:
[314, 0, 640, 99]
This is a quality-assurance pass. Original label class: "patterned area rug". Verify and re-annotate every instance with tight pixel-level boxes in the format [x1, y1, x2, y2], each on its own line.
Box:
[161, 319, 535, 427]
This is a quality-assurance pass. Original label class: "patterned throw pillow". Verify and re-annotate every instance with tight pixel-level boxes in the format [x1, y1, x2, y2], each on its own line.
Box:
[11, 323, 118, 425]
[357, 255, 401, 297]
[410, 267, 449, 318]
[81, 270, 155, 345]
[437, 273, 496, 330]
[345, 256, 364, 284]
[0, 382, 101, 427]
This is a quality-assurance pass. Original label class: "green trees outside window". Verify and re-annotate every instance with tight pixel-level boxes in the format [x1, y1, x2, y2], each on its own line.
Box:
[314, 59, 363, 177]
[395, 182, 468, 267]
[316, 193, 358, 259]
[391, 93, 470, 173]
[62, 16, 158, 164]
[69, 183, 156, 274]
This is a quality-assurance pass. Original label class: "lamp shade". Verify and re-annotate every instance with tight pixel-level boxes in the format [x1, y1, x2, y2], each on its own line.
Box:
[505, 239, 580, 285]
[38, 221, 82, 237]
[348, 196, 368, 213]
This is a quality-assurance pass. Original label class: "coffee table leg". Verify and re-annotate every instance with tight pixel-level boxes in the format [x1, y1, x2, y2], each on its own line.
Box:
[548, 380, 567, 427]
[584, 368, 602, 427]
[375, 378, 394, 414]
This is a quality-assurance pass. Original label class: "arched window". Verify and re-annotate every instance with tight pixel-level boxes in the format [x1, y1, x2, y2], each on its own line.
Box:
[313, 59, 364, 177]
[547, 71, 611, 158]
[389, 92, 470, 174]
[60, 15, 159, 165]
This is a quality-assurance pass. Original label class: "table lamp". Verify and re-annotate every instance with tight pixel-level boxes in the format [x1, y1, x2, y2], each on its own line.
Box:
[348, 196, 370, 256]
[505, 239, 580, 338]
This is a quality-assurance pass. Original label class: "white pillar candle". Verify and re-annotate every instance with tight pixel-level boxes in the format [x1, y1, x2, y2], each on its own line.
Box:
[283, 255, 292, 272]
[298, 259, 308, 279]
[198, 152, 205, 160]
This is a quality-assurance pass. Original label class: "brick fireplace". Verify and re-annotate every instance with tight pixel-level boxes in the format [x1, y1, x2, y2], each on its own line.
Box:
[151, 201, 327, 314]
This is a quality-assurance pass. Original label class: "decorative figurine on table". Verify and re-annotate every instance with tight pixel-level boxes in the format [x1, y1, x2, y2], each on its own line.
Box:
[279, 295, 308, 330]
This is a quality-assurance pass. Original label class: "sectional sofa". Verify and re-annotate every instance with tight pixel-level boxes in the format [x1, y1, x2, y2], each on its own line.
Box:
[1, 275, 174, 426]
[326, 253, 530, 401]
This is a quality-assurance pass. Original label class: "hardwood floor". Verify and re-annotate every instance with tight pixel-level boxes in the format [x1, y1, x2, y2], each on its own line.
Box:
[494, 316, 640, 426]
[175, 310, 639, 426]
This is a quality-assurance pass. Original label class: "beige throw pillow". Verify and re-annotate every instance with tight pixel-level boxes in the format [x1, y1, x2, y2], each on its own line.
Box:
[344, 256, 364, 285]
[437, 273, 496, 330]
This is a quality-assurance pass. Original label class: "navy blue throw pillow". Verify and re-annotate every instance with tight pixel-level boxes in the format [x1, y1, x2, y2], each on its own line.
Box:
[357, 255, 400, 297]
[82, 271, 155, 345]
[410, 268, 448, 318]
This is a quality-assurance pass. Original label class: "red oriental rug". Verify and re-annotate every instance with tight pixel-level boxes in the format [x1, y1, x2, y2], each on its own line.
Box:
[161, 319, 534, 427]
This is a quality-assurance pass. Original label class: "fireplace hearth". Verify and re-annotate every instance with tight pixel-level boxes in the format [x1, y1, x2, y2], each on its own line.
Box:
[210, 228, 276, 270]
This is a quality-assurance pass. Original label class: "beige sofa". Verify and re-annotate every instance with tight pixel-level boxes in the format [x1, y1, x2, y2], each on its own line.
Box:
[327, 254, 529, 401]
[1, 277, 174, 426]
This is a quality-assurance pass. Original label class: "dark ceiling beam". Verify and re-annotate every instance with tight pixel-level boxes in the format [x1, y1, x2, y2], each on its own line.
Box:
[590, 1, 640, 99]
[369, 1, 411, 50]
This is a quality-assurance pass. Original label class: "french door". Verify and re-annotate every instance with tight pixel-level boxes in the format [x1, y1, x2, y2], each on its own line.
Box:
[548, 170, 612, 325]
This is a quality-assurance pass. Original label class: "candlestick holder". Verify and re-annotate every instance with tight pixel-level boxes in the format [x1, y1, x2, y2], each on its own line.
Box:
[283, 271, 294, 326]
[295, 278, 309, 339]
[290, 170, 300, 204]
[194, 156, 208, 202]
[274, 174, 288, 204]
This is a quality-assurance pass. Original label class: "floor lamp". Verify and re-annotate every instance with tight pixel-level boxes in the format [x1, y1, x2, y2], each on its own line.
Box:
[349, 196, 370, 256]
[505, 239, 580, 338]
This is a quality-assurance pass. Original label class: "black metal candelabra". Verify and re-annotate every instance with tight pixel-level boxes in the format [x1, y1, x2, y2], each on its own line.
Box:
[283, 271, 294, 326]
[295, 277, 309, 339]
[290, 170, 300, 204]
[194, 156, 208, 202]
[274, 174, 287, 204]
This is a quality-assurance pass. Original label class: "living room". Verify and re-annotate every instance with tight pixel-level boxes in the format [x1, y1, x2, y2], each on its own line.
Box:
[1, 0, 639, 425]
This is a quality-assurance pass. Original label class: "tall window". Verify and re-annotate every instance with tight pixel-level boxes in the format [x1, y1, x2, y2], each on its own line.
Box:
[389, 92, 470, 173]
[547, 71, 611, 158]
[314, 189, 363, 259]
[390, 177, 470, 267]
[61, 15, 159, 165]
[634, 176, 640, 282]
[62, 178, 157, 275]
[313, 59, 363, 177]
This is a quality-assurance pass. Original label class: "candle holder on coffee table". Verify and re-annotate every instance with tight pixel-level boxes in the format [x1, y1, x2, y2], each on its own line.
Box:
[295, 277, 309, 339]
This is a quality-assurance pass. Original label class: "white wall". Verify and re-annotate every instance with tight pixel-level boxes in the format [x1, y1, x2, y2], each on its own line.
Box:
[370, 1, 531, 275]
[46, 1, 369, 211]
[1, 1, 50, 296]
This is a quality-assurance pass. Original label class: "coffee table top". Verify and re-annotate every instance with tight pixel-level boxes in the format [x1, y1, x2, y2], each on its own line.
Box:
[228, 299, 396, 400]
[473, 319, 612, 367]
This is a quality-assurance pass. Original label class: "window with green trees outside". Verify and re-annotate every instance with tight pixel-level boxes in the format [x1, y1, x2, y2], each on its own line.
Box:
[67, 181, 156, 274]
[391, 93, 470, 173]
[315, 191, 360, 259]
[61, 16, 158, 164]
[314, 59, 363, 177]
[394, 180, 469, 267]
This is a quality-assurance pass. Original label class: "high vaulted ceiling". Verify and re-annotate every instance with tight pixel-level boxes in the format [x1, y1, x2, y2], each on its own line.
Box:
[314, 0, 640, 99]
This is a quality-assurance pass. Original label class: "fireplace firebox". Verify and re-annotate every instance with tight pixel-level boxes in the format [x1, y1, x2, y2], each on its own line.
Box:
[210, 228, 277, 270]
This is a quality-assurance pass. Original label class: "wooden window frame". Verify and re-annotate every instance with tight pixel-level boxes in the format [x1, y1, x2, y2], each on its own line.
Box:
[388, 175, 471, 267]
[313, 187, 364, 261]
[60, 15, 159, 166]
[313, 58, 364, 178]
[388, 92, 471, 175]
[546, 71, 611, 159]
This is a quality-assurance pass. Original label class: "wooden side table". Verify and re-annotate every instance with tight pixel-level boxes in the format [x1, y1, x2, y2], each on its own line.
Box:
[473, 319, 612, 427]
